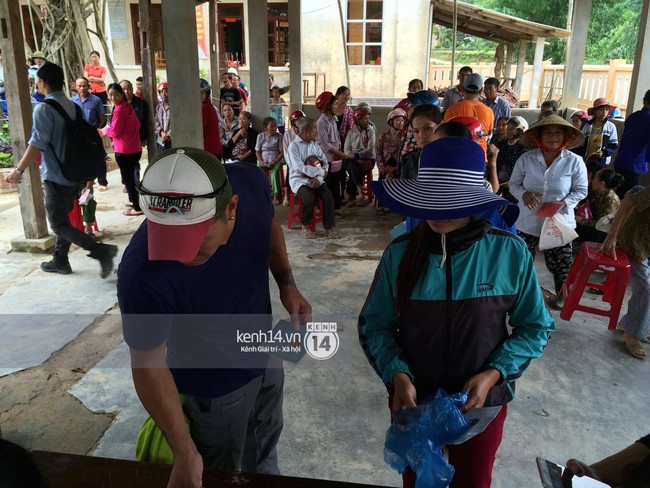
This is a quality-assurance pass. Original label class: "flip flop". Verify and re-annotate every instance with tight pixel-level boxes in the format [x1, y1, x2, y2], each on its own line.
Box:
[624, 340, 646, 360]
[301, 228, 316, 239]
[325, 229, 340, 239]
[123, 210, 144, 216]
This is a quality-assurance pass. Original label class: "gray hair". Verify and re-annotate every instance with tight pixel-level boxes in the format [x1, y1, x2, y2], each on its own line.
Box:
[296, 116, 316, 135]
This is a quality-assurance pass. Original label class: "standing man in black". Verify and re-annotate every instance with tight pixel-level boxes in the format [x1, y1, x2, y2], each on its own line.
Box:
[120, 79, 149, 147]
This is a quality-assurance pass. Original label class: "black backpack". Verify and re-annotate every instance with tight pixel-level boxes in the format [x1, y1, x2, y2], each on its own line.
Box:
[43, 99, 106, 182]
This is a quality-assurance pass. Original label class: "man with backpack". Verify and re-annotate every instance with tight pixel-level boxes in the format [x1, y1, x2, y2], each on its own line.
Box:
[6, 62, 117, 278]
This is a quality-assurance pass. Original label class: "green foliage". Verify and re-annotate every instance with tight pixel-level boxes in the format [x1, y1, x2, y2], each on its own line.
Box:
[433, 0, 642, 65]
[0, 152, 13, 168]
[0, 122, 10, 144]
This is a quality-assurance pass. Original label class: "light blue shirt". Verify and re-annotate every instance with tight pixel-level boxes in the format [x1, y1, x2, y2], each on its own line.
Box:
[28, 91, 78, 186]
[484, 96, 512, 134]
[509, 148, 588, 236]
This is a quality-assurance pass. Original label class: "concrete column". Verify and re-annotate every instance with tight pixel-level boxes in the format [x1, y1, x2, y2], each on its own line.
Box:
[138, 0, 157, 158]
[627, 0, 650, 113]
[529, 36, 546, 108]
[561, 0, 592, 108]
[247, 0, 269, 131]
[208, 0, 221, 99]
[505, 42, 515, 83]
[288, 0, 303, 113]
[0, 0, 52, 251]
[161, 1, 203, 148]
[514, 39, 527, 95]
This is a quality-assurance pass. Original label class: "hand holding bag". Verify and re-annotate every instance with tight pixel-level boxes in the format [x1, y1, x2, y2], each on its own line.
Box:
[539, 214, 578, 250]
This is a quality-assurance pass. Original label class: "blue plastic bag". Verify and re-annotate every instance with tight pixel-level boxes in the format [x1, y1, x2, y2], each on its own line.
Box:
[384, 389, 470, 488]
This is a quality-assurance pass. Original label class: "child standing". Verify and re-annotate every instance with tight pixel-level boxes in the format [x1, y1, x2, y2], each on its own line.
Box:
[256, 117, 285, 204]
[269, 86, 287, 134]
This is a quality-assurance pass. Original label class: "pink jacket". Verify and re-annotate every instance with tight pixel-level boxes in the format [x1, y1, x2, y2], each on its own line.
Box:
[105, 102, 141, 154]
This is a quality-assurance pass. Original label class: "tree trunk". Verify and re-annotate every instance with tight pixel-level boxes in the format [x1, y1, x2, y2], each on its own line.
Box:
[27, 0, 117, 94]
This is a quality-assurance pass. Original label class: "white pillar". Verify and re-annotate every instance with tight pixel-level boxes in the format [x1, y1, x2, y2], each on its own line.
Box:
[288, 0, 303, 113]
[247, 0, 269, 131]
[529, 36, 546, 108]
[627, 0, 650, 113]
[562, 0, 592, 108]
[161, 1, 203, 148]
[514, 39, 527, 96]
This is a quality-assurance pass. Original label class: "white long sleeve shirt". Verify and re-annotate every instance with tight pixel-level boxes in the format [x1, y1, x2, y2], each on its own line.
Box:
[509, 148, 588, 236]
[285, 135, 329, 193]
[344, 124, 376, 160]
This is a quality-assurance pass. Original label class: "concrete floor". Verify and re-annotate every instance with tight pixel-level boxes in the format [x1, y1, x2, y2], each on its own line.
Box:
[0, 163, 648, 487]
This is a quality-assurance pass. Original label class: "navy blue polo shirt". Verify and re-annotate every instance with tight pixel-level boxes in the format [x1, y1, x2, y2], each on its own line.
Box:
[118, 162, 275, 398]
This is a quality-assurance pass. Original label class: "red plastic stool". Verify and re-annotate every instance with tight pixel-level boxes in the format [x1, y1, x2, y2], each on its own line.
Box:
[361, 172, 374, 203]
[560, 242, 631, 330]
[287, 191, 323, 232]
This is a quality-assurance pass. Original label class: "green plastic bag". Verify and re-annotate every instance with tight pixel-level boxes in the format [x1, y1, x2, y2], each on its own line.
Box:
[135, 394, 190, 464]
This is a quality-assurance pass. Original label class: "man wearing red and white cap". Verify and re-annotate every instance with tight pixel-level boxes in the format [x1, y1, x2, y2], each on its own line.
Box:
[118, 148, 311, 487]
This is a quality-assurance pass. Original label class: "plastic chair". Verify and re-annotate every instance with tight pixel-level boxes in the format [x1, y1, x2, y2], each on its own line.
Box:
[287, 190, 323, 233]
[361, 172, 374, 203]
[560, 242, 631, 330]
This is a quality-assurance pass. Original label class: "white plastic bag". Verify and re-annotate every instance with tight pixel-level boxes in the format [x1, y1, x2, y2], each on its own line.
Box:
[595, 212, 615, 233]
[539, 214, 578, 250]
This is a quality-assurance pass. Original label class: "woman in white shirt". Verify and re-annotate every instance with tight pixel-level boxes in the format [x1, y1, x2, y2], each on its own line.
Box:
[509, 115, 588, 308]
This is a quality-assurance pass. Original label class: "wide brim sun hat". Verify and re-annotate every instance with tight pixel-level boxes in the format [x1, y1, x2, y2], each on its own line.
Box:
[371, 138, 518, 224]
[587, 97, 616, 116]
[519, 114, 585, 150]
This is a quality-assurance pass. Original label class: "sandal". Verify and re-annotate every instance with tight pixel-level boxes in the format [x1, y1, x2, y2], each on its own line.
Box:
[615, 325, 647, 342]
[301, 227, 316, 239]
[123, 209, 144, 216]
[624, 340, 646, 360]
[325, 229, 340, 239]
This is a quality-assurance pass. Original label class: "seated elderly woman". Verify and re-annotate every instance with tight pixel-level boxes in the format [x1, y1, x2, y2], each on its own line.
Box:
[344, 106, 376, 207]
[285, 117, 339, 239]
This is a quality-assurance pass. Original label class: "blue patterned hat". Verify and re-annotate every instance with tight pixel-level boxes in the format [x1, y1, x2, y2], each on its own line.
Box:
[372, 138, 518, 223]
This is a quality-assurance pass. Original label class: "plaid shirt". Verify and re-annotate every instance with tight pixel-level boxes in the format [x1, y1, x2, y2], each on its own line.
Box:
[376, 129, 402, 173]
[154, 102, 170, 135]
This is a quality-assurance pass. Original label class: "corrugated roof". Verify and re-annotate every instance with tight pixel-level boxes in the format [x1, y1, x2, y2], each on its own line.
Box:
[433, 0, 571, 43]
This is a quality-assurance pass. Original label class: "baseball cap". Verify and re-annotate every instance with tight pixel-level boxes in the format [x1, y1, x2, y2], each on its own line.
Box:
[463, 73, 484, 93]
[138, 147, 233, 262]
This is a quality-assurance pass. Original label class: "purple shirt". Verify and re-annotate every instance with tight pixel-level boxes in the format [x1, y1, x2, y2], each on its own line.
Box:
[317, 113, 341, 162]
[614, 107, 650, 174]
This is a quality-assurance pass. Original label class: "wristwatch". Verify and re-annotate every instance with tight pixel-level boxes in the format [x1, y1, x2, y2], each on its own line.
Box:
[14, 167, 24, 175]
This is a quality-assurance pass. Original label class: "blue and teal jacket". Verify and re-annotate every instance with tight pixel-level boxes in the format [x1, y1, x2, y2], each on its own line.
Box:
[358, 220, 554, 406]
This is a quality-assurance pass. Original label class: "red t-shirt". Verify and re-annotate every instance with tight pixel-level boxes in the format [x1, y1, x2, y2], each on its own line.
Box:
[202, 100, 222, 156]
[84, 64, 107, 94]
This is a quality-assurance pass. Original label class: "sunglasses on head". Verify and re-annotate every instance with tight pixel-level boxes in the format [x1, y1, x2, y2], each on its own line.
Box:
[136, 175, 229, 200]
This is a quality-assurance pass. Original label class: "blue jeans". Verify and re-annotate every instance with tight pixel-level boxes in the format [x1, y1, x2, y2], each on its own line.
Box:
[619, 257, 650, 340]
